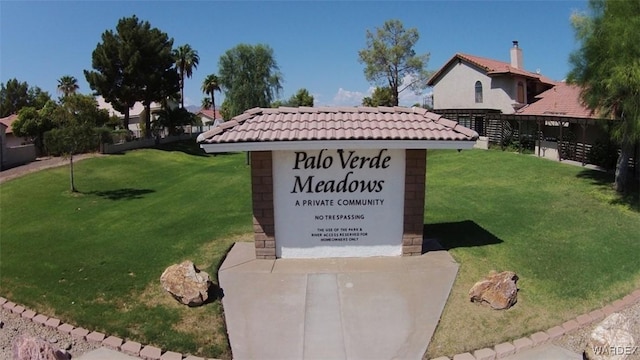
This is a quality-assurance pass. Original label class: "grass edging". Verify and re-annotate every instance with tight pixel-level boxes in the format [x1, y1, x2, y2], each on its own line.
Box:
[0, 295, 222, 360]
[429, 289, 640, 359]
[3, 289, 640, 360]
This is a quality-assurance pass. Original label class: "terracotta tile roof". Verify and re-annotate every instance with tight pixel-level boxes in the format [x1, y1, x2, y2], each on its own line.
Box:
[197, 108, 222, 120]
[427, 53, 557, 86]
[516, 82, 600, 119]
[197, 106, 478, 146]
[0, 114, 19, 134]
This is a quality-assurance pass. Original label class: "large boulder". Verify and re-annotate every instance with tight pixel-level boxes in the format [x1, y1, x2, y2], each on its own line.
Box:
[12, 334, 69, 360]
[160, 260, 212, 307]
[469, 271, 519, 310]
[584, 313, 636, 360]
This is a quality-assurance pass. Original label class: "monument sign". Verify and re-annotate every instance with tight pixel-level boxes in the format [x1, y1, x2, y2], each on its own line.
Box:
[197, 106, 478, 259]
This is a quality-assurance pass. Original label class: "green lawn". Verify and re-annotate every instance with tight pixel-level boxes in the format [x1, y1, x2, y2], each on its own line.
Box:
[424, 150, 640, 357]
[1, 144, 638, 359]
[0, 144, 253, 358]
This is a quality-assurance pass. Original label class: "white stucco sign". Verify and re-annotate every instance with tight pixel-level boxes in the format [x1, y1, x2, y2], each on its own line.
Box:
[273, 149, 405, 258]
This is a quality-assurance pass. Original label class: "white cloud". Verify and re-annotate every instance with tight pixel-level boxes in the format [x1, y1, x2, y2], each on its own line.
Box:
[398, 73, 430, 107]
[325, 79, 431, 108]
[330, 87, 367, 106]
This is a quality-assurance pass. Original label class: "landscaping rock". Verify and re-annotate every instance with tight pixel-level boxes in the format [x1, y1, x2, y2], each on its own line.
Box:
[584, 313, 636, 360]
[469, 271, 519, 310]
[12, 333, 69, 360]
[160, 260, 212, 306]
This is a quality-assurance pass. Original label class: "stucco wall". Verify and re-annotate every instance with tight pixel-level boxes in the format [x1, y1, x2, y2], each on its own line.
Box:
[4, 134, 26, 148]
[432, 62, 521, 114]
[1, 144, 36, 169]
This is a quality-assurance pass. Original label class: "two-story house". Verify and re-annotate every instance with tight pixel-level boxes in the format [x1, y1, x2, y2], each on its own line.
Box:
[427, 41, 556, 145]
[427, 42, 616, 166]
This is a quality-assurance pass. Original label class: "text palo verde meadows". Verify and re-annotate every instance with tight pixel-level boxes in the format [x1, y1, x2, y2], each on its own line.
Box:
[290, 149, 391, 194]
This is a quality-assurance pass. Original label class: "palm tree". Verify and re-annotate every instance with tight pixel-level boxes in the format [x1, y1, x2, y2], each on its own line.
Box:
[201, 74, 221, 117]
[173, 44, 200, 108]
[201, 97, 212, 110]
[57, 75, 79, 98]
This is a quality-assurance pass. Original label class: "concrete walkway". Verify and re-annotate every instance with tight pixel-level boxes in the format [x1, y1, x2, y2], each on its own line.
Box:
[502, 344, 581, 360]
[0, 153, 102, 184]
[218, 242, 459, 360]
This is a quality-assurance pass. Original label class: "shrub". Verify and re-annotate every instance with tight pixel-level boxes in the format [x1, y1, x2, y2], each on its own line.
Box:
[587, 140, 619, 170]
[44, 125, 98, 156]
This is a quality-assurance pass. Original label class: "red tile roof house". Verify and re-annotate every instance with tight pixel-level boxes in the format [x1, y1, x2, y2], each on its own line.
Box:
[196, 108, 223, 126]
[193, 108, 224, 134]
[197, 106, 478, 259]
[507, 82, 611, 163]
[0, 114, 27, 147]
[427, 41, 615, 165]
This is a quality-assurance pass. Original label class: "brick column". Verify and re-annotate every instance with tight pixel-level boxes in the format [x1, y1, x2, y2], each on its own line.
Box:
[402, 149, 426, 256]
[250, 151, 276, 259]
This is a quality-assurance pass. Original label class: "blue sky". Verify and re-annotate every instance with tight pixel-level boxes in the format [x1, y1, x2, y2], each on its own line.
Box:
[1, 0, 587, 109]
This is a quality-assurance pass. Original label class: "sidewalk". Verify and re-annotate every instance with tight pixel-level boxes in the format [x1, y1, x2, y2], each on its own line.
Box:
[0, 153, 102, 184]
[219, 242, 459, 360]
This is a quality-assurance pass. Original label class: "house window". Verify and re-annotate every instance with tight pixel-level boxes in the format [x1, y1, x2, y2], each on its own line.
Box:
[517, 82, 525, 103]
[475, 81, 483, 103]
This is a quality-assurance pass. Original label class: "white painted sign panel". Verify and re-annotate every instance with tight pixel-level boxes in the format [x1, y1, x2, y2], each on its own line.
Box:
[272, 149, 405, 258]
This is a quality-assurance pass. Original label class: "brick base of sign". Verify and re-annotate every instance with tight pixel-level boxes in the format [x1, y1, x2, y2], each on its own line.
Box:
[251, 151, 276, 259]
[250, 149, 428, 259]
[402, 149, 427, 256]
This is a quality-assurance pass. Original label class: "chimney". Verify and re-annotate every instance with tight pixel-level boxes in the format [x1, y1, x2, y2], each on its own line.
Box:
[510, 41, 523, 69]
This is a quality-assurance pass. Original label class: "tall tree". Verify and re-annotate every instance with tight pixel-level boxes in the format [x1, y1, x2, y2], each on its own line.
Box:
[288, 88, 314, 107]
[0, 79, 51, 117]
[272, 88, 314, 108]
[568, 0, 640, 193]
[362, 86, 395, 107]
[173, 44, 200, 108]
[153, 106, 196, 135]
[57, 75, 79, 98]
[358, 19, 430, 106]
[85, 15, 179, 137]
[201, 74, 221, 114]
[137, 26, 180, 138]
[85, 17, 140, 130]
[218, 44, 282, 118]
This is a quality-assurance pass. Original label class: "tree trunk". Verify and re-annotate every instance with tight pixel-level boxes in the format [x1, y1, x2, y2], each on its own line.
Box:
[69, 153, 76, 193]
[144, 103, 152, 139]
[123, 109, 130, 134]
[614, 138, 633, 193]
[181, 79, 185, 109]
[211, 93, 216, 118]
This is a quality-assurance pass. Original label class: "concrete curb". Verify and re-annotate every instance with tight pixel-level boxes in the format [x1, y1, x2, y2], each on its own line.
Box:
[0, 296, 220, 360]
[430, 288, 640, 360]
